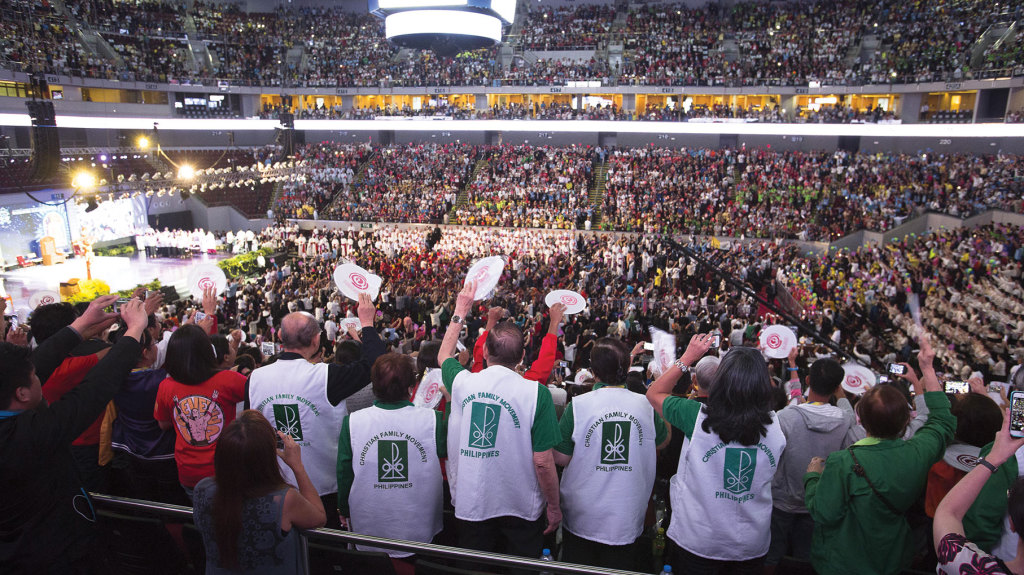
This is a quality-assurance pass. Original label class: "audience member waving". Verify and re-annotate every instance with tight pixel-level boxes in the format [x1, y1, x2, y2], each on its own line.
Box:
[647, 334, 786, 573]
[804, 332, 955, 575]
[933, 406, 1024, 574]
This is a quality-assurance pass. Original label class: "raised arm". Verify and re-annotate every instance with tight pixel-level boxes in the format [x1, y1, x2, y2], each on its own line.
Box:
[34, 299, 146, 449]
[438, 280, 476, 367]
[33, 295, 120, 384]
[646, 333, 712, 417]
[326, 294, 385, 405]
[933, 408, 1024, 550]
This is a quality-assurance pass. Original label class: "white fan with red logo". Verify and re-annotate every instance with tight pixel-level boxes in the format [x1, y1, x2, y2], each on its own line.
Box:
[413, 368, 444, 409]
[188, 263, 227, 300]
[759, 325, 798, 359]
[544, 290, 588, 315]
[464, 256, 505, 300]
[333, 263, 382, 302]
[29, 290, 62, 309]
[841, 363, 877, 396]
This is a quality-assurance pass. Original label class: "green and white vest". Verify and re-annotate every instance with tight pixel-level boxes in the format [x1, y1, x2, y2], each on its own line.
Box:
[448, 365, 542, 522]
[668, 409, 786, 561]
[560, 387, 658, 545]
[249, 358, 345, 495]
[348, 405, 442, 558]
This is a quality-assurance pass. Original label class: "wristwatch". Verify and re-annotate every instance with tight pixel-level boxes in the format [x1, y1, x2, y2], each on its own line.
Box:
[450, 315, 465, 325]
[674, 359, 690, 373]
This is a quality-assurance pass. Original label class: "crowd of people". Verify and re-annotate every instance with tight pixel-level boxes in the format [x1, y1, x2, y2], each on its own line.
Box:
[274, 142, 1020, 241]
[600, 147, 1024, 240]
[6, 0, 1022, 89]
[3, 217, 1024, 574]
[518, 4, 615, 51]
[274, 143, 369, 220]
[451, 145, 594, 230]
[324, 143, 475, 224]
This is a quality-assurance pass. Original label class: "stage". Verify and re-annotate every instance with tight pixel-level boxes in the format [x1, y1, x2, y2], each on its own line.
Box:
[1, 252, 230, 311]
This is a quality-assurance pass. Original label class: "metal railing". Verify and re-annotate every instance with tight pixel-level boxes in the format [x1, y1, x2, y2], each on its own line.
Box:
[90, 493, 646, 575]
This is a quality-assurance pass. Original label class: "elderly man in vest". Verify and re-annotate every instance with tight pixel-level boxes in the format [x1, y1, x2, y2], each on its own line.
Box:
[247, 293, 383, 528]
[437, 280, 562, 566]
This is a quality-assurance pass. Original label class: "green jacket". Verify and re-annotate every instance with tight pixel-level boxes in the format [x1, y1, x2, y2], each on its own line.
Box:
[804, 391, 955, 575]
[961, 441, 1019, 552]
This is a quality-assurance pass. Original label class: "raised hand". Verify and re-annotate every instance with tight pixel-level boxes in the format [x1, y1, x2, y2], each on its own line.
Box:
[357, 293, 376, 328]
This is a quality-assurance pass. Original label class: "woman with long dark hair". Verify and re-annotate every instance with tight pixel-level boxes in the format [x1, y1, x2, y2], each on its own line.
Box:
[154, 324, 247, 498]
[647, 335, 786, 574]
[553, 338, 670, 571]
[193, 410, 326, 574]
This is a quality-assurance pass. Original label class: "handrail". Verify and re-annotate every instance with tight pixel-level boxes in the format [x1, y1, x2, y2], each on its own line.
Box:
[89, 493, 646, 575]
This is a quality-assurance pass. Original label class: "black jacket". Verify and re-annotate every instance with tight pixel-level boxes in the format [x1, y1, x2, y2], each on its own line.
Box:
[0, 327, 141, 573]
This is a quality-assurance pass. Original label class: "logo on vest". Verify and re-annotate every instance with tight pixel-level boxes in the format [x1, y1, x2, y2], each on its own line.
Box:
[600, 421, 630, 464]
[468, 402, 500, 449]
[272, 404, 304, 441]
[378, 440, 409, 483]
[724, 447, 757, 495]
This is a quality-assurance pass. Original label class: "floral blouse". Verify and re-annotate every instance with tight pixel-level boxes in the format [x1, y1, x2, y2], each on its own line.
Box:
[937, 533, 1013, 575]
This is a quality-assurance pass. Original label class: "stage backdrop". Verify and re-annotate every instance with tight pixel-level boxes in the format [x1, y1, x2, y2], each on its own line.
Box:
[0, 191, 148, 266]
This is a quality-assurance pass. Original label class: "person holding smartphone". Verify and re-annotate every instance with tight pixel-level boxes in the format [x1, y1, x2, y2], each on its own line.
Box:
[804, 332, 955, 575]
[933, 408, 1024, 574]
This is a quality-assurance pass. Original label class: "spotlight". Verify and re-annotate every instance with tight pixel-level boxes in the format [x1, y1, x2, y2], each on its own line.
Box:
[71, 171, 96, 191]
[177, 164, 195, 181]
[180, 190, 192, 201]
[137, 136, 150, 149]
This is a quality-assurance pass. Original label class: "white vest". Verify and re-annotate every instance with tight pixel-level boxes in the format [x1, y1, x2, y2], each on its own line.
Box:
[448, 365, 543, 522]
[248, 358, 345, 495]
[559, 387, 658, 545]
[668, 409, 786, 561]
[348, 405, 443, 558]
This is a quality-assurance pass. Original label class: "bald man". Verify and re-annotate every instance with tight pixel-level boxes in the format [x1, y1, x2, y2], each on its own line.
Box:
[247, 294, 383, 526]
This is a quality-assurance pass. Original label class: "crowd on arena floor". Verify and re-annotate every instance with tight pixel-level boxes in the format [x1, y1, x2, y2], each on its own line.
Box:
[4, 0, 1023, 88]
[3, 218, 1024, 573]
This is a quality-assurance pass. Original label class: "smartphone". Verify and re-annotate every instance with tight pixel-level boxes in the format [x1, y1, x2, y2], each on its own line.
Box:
[1011, 391, 1024, 438]
[643, 342, 654, 351]
[944, 380, 969, 394]
[887, 363, 907, 376]
[878, 375, 890, 385]
[557, 360, 568, 369]
[113, 298, 132, 312]
[194, 311, 208, 322]
[710, 334, 721, 349]
[276, 434, 285, 450]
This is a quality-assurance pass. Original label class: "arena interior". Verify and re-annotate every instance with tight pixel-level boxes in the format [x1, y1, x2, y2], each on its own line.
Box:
[1, 0, 1024, 573]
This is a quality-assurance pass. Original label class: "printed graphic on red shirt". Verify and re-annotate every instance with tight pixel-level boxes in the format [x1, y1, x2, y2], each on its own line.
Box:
[172, 391, 224, 446]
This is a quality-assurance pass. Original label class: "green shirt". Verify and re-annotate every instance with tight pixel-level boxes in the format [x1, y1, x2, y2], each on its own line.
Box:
[335, 400, 447, 516]
[554, 383, 669, 456]
[962, 441, 1019, 552]
[802, 391, 955, 575]
[661, 395, 704, 437]
[442, 357, 561, 453]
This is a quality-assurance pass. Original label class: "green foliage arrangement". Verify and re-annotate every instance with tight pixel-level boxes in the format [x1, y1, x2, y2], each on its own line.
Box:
[217, 248, 272, 278]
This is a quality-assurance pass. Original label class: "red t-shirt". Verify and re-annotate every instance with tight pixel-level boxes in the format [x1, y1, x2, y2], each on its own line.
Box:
[42, 353, 102, 446]
[154, 370, 247, 488]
